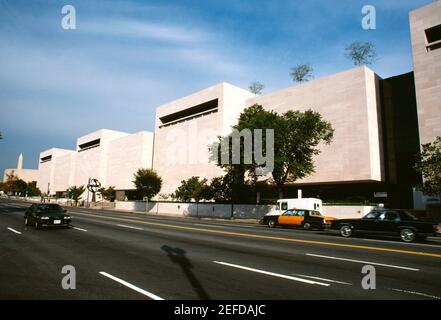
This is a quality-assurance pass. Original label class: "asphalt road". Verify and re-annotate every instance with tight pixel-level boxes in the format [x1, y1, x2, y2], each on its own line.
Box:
[1, 198, 441, 300]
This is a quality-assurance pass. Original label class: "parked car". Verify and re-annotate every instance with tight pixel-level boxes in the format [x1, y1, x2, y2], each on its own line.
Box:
[260, 209, 336, 230]
[24, 203, 71, 229]
[330, 209, 440, 242]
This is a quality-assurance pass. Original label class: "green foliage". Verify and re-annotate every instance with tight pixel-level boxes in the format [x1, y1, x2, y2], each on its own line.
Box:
[211, 104, 334, 198]
[0, 173, 33, 196]
[415, 136, 441, 197]
[344, 41, 377, 66]
[133, 168, 162, 200]
[172, 176, 210, 202]
[290, 63, 313, 83]
[67, 185, 86, 205]
[98, 186, 116, 202]
[248, 81, 264, 95]
[26, 181, 41, 197]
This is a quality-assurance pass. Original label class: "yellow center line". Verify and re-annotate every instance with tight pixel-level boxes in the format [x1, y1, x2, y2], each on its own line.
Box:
[72, 211, 441, 259]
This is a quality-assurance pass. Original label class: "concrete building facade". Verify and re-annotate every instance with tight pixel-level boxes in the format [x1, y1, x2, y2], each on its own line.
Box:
[247, 66, 384, 185]
[37, 129, 154, 199]
[153, 83, 254, 195]
[410, 1, 441, 145]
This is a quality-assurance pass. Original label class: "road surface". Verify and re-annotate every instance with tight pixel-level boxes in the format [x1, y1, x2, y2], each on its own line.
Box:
[1, 198, 440, 300]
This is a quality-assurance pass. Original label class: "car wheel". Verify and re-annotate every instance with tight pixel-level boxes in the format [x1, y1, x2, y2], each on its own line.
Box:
[268, 219, 277, 228]
[303, 222, 311, 230]
[400, 228, 416, 242]
[340, 225, 352, 238]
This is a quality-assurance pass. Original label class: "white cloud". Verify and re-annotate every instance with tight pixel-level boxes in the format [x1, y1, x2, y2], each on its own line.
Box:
[81, 19, 208, 44]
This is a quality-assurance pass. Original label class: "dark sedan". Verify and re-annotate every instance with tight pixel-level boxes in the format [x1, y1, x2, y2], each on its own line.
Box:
[330, 209, 440, 242]
[24, 203, 71, 229]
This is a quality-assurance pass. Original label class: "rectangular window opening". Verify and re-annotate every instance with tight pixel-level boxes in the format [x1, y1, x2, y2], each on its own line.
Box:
[159, 99, 218, 128]
[40, 155, 52, 163]
[425, 24, 441, 52]
[78, 138, 100, 152]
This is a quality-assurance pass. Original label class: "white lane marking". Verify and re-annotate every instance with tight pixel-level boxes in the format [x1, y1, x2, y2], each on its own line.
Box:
[99, 272, 164, 300]
[213, 261, 330, 286]
[306, 253, 419, 271]
[116, 224, 143, 231]
[72, 227, 87, 232]
[292, 274, 352, 285]
[391, 288, 441, 300]
[7, 227, 22, 234]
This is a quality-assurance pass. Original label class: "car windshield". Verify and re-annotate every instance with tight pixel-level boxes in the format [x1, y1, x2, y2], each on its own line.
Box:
[37, 204, 63, 213]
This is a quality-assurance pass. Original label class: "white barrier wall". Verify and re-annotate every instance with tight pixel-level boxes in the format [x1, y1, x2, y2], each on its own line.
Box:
[322, 205, 375, 219]
[114, 201, 374, 220]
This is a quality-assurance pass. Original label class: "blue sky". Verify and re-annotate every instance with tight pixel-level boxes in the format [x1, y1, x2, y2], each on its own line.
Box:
[0, 0, 432, 176]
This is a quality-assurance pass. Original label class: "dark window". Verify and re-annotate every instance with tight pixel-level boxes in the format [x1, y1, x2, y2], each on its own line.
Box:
[364, 211, 380, 220]
[40, 155, 52, 163]
[159, 99, 218, 127]
[280, 202, 288, 210]
[78, 138, 100, 152]
[294, 210, 305, 217]
[398, 211, 419, 221]
[425, 24, 441, 51]
[380, 211, 399, 222]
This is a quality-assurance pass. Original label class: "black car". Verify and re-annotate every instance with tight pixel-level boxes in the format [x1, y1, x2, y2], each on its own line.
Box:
[24, 203, 71, 229]
[330, 209, 440, 242]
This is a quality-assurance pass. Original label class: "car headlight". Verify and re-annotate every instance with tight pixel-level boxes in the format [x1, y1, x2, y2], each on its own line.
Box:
[40, 216, 50, 220]
[64, 216, 71, 219]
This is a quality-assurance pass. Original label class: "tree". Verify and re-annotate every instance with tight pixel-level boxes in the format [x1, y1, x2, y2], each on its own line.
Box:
[0, 172, 27, 195]
[13, 179, 27, 195]
[67, 185, 86, 206]
[211, 104, 334, 198]
[1, 173, 17, 194]
[290, 63, 313, 83]
[415, 136, 441, 198]
[133, 168, 162, 200]
[26, 181, 41, 197]
[172, 176, 210, 202]
[248, 81, 264, 95]
[204, 174, 241, 202]
[98, 186, 116, 202]
[272, 109, 334, 197]
[344, 41, 377, 66]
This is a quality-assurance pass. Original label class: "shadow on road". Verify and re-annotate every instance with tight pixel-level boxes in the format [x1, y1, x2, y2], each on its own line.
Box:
[161, 245, 210, 300]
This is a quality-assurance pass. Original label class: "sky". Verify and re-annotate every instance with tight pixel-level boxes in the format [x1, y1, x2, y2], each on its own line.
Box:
[0, 0, 433, 176]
